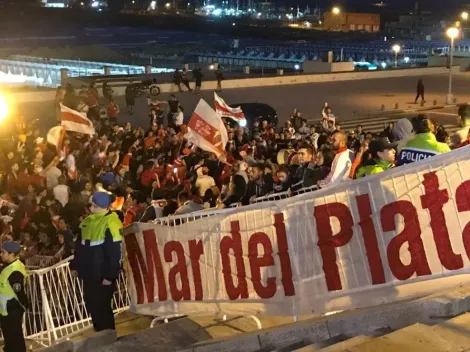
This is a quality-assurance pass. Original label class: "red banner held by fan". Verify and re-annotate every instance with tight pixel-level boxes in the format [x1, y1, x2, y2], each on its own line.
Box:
[184, 99, 228, 157]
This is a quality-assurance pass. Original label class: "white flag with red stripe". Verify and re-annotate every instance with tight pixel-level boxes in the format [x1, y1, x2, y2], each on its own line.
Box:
[185, 99, 228, 157]
[214, 92, 246, 122]
[60, 103, 95, 135]
[46, 125, 66, 156]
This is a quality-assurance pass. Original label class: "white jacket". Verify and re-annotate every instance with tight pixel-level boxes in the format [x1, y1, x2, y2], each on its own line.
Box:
[318, 149, 354, 188]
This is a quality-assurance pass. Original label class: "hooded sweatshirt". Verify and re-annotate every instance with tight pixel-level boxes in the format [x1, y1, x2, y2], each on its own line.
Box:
[392, 119, 414, 154]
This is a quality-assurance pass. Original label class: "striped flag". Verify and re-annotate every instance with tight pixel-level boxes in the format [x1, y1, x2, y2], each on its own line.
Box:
[214, 92, 246, 123]
[185, 99, 228, 157]
[46, 125, 66, 156]
[60, 103, 95, 135]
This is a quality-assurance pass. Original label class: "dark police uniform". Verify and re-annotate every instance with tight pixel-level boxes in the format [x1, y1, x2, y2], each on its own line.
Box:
[0, 257, 28, 352]
[70, 210, 123, 331]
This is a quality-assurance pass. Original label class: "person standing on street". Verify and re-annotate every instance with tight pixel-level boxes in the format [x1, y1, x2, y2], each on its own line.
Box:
[70, 192, 123, 332]
[125, 83, 136, 115]
[193, 68, 203, 95]
[414, 78, 425, 104]
[181, 68, 192, 92]
[215, 67, 223, 92]
[0, 241, 28, 352]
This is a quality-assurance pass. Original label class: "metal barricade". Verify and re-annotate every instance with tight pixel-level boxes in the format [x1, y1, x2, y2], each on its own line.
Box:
[292, 185, 318, 196]
[252, 191, 290, 204]
[25, 255, 58, 269]
[153, 207, 233, 226]
[23, 257, 130, 349]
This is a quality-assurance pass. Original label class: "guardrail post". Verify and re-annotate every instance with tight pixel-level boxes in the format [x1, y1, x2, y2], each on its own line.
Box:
[39, 273, 58, 345]
[145, 65, 152, 74]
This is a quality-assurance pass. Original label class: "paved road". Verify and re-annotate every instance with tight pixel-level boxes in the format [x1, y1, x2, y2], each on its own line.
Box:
[112, 72, 470, 128]
[16, 72, 470, 134]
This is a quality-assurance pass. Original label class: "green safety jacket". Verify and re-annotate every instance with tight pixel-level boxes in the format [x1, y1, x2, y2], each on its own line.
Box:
[397, 132, 450, 166]
[70, 211, 123, 282]
[356, 158, 395, 178]
[0, 259, 27, 316]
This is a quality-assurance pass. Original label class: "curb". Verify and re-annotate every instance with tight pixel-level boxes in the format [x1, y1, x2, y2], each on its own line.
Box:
[372, 103, 459, 118]
[308, 104, 462, 125]
[181, 286, 470, 352]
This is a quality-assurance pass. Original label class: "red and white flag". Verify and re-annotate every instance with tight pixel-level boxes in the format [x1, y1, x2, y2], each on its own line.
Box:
[60, 103, 95, 135]
[46, 125, 66, 155]
[185, 99, 228, 157]
[214, 92, 246, 123]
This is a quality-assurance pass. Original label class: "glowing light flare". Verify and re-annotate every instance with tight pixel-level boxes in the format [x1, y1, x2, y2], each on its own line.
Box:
[238, 119, 247, 127]
[392, 44, 401, 53]
[0, 95, 9, 122]
[332, 6, 340, 15]
[447, 27, 460, 39]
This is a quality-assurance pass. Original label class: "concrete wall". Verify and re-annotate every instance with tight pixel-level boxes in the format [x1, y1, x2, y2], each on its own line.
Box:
[428, 56, 470, 71]
[8, 66, 461, 104]
[303, 61, 355, 73]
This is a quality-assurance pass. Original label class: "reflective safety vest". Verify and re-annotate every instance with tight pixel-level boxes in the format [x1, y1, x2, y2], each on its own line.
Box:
[0, 259, 27, 316]
[79, 211, 123, 246]
[397, 132, 450, 166]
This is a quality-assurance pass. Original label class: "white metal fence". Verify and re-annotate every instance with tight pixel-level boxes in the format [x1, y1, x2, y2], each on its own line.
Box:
[19, 257, 130, 349]
[16, 184, 319, 348]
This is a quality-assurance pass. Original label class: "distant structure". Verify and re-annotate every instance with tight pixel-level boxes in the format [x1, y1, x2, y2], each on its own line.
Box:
[384, 13, 446, 40]
[323, 12, 380, 32]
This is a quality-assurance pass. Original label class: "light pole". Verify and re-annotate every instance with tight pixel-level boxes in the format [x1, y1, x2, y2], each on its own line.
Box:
[392, 44, 401, 68]
[446, 27, 459, 104]
[331, 7, 340, 30]
[462, 11, 469, 39]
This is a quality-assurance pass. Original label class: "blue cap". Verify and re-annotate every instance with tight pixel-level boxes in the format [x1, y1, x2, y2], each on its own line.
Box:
[2, 241, 21, 254]
[91, 192, 111, 209]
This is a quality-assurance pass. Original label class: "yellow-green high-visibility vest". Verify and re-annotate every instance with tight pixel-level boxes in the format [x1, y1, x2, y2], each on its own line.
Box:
[80, 211, 123, 246]
[0, 259, 27, 316]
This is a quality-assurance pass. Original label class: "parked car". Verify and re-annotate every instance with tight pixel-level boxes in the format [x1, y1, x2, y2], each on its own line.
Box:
[227, 103, 278, 128]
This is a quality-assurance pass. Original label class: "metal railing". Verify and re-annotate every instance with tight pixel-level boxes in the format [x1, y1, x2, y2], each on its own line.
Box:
[19, 257, 130, 349]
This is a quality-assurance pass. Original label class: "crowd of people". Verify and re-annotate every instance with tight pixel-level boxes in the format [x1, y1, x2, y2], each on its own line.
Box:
[0, 81, 468, 268]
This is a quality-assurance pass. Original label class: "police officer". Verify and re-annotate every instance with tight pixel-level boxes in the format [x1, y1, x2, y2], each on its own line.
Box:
[397, 115, 450, 166]
[356, 138, 397, 178]
[0, 241, 28, 352]
[70, 192, 123, 332]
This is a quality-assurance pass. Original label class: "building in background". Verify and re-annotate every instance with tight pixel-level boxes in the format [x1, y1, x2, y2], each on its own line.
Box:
[384, 13, 446, 40]
[323, 12, 380, 32]
[40, 0, 69, 7]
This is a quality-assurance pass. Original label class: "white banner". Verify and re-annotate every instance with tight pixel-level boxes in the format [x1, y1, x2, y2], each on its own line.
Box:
[123, 146, 470, 317]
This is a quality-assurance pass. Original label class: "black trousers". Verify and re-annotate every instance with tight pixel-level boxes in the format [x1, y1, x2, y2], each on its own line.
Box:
[182, 79, 192, 91]
[0, 309, 25, 352]
[83, 280, 116, 332]
[415, 91, 424, 102]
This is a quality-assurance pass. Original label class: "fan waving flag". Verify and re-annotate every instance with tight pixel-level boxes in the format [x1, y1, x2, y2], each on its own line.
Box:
[185, 99, 228, 157]
[60, 103, 95, 135]
[214, 92, 246, 123]
[46, 126, 66, 156]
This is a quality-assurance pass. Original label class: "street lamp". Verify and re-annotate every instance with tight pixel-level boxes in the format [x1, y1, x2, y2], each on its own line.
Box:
[165, 2, 171, 8]
[332, 6, 340, 15]
[392, 44, 401, 68]
[462, 11, 469, 21]
[446, 27, 460, 104]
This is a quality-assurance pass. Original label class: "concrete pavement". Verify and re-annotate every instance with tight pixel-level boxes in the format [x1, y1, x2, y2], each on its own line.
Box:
[12, 72, 469, 138]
